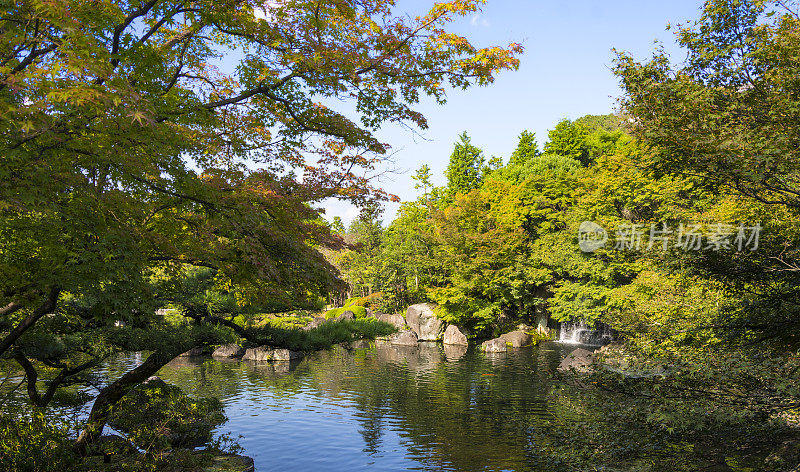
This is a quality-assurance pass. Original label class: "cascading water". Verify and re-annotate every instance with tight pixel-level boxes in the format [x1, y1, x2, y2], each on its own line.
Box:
[558, 320, 613, 346]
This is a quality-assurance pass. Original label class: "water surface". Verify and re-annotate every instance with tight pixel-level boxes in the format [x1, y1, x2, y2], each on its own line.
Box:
[152, 341, 586, 472]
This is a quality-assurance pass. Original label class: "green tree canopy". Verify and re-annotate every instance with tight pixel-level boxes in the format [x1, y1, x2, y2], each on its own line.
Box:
[508, 130, 540, 166]
[0, 0, 521, 453]
[445, 132, 486, 197]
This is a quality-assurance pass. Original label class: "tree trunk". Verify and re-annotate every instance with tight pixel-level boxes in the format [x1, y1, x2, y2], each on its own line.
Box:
[73, 347, 183, 455]
[0, 286, 59, 358]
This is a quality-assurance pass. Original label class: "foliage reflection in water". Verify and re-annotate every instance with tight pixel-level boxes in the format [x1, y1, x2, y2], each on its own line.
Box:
[142, 341, 587, 472]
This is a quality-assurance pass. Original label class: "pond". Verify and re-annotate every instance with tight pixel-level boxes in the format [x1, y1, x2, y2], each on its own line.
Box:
[143, 341, 591, 472]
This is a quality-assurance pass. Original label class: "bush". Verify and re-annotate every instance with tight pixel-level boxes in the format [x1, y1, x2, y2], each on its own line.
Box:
[107, 378, 227, 451]
[324, 305, 368, 319]
[343, 292, 383, 308]
[245, 318, 396, 352]
[0, 410, 78, 472]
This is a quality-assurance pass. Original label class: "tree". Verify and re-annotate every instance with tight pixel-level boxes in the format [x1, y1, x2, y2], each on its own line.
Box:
[508, 130, 539, 166]
[331, 216, 346, 235]
[614, 0, 800, 209]
[412, 164, 434, 202]
[543, 119, 591, 164]
[445, 132, 486, 197]
[0, 0, 522, 453]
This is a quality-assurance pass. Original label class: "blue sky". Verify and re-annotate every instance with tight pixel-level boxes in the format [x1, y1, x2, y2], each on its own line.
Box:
[319, 0, 706, 226]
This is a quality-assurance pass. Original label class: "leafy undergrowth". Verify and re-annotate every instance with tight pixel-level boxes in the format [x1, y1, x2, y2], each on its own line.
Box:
[324, 305, 368, 319]
[243, 318, 396, 352]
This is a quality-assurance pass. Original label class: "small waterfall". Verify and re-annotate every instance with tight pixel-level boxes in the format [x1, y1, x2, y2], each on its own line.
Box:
[558, 320, 613, 346]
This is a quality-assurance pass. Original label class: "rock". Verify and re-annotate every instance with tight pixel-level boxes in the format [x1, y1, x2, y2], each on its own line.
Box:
[337, 310, 355, 321]
[389, 330, 419, 346]
[201, 453, 255, 472]
[443, 325, 468, 345]
[145, 375, 166, 386]
[242, 346, 272, 361]
[242, 346, 303, 361]
[376, 312, 407, 329]
[558, 348, 595, 371]
[272, 348, 303, 361]
[212, 344, 245, 359]
[178, 347, 204, 357]
[481, 338, 507, 353]
[301, 316, 327, 331]
[499, 330, 533, 348]
[405, 303, 444, 341]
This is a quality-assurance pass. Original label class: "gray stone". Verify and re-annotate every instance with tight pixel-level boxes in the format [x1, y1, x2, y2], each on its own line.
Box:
[481, 338, 507, 353]
[212, 344, 245, 359]
[443, 324, 468, 345]
[558, 348, 595, 371]
[178, 347, 204, 357]
[405, 303, 444, 341]
[144, 376, 166, 387]
[271, 348, 303, 361]
[376, 312, 407, 329]
[302, 316, 327, 331]
[242, 346, 273, 361]
[337, 310, 355, 321]
[242, 346, 303, 362]
[389, 330, 419, 346]
[499, 330, 533, 348]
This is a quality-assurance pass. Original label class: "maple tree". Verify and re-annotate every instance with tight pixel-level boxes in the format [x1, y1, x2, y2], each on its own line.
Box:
[0, 0, 521, 453]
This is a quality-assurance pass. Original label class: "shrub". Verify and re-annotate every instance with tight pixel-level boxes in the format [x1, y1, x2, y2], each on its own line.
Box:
[324, 305, 368, 319]
[107, 378, 227, 451]
[343, 292, 383, 308]
[244, 318, 396, 352]
[0, 409, 78, 472]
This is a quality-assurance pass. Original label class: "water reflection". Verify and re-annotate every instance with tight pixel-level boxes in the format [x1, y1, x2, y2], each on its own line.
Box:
[153, 341, 582, 472]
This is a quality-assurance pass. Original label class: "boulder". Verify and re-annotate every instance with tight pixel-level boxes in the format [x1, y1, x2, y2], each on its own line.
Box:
[389, 330, 419, 346]
[337, 310, 355, 321]
[376, 312, 407, 329]
[499, 330, 533, 348]
[481, 338, 507, 353]
[443, 325, 468, 345]
[302, 317, 327, 331]
[212, 344, 245, 359]
[273, 348, 303, 361]
[242, 346, 303, 362]
[178, 347, 204, 357]
[558, 348, 595, 372]
[405, 303, 444, 341]
[145, 376, 166, 386]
